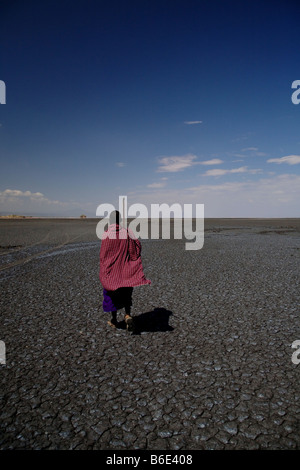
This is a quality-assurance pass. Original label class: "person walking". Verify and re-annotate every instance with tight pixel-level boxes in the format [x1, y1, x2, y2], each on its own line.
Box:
[99, 210, 151, 331]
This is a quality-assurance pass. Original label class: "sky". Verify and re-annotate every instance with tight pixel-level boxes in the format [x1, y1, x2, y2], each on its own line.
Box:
[0, 0, 300, 218]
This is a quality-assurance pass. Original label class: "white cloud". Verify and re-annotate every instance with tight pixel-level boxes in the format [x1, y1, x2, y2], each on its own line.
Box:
[202, 174, 299, 210]
[128, 174, 300, 217]
[267, 155, 300, 165]
[200, 158, 223, 165]
[157, 154, 198, 172]
[231, 132, 254, 143]
[230, 147, 268, 158]
[157, 155, 224, 173]
[237, 147, 268, 157]
[203, 166, 262, 176]
[0, 189, 45, 199]
[184, 121, 203, 125]
[115, 162, 126, 167]
[0, 188, 78, 213]
[188, 173, 300, 208]
[256, 152, 267, 157]
[147, 182, 166, 188]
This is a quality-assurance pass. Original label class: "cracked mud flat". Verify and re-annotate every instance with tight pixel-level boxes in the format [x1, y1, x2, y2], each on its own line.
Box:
[0, 218, 299, 450]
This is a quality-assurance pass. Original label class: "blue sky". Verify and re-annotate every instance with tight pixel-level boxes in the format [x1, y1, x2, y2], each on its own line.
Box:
[0, 0, 299, 217]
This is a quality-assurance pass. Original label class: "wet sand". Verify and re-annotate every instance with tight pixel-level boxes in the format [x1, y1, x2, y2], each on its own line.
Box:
[0, 218, 299, 450]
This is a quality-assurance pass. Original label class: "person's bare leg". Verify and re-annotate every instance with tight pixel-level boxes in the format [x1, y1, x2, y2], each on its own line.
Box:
[124, 306, 133, 331]
[108, 310, 117, 327]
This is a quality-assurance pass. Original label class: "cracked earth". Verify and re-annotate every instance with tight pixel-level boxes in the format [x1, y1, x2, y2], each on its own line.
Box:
[0, 219, 299, 449]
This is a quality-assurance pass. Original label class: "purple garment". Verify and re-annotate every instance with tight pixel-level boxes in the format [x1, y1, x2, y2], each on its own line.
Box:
[103, 288, 117, 312]
[102, 287, 133, 313]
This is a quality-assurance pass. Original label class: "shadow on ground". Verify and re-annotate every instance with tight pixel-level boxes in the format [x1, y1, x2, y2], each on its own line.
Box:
[117, 307, 174, 335]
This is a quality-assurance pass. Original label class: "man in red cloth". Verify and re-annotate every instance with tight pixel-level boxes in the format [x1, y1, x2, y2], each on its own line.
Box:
[100, 210, 151, 331]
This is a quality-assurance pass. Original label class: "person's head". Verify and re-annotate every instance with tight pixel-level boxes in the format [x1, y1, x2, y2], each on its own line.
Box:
[109, 210, 122, 226]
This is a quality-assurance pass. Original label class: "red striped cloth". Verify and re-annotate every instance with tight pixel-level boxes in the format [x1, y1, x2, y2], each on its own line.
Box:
[99, 224, 151, 291]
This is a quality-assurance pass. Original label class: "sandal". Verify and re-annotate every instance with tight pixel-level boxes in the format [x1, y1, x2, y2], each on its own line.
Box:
[107, 319, 117, 328]
[125, 314, 134, 332]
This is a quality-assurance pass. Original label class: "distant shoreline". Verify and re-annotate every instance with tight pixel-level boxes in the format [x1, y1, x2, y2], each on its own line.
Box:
[0, 215, 299, 220]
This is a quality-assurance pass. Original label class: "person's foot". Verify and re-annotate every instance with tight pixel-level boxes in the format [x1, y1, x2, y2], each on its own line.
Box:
[125, 314, 134, 332]
[108, 318, 118, 328]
